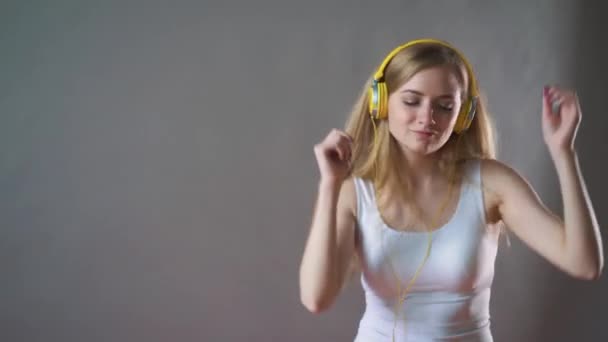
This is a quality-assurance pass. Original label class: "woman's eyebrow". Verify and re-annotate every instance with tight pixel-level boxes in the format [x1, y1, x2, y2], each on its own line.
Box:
[400, 89, 455, 99]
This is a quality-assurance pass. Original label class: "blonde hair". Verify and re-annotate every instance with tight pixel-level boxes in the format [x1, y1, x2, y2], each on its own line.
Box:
[345, 42, 498, 212]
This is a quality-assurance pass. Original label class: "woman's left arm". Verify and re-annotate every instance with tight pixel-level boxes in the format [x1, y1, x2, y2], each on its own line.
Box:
[484, 86, 603, 280]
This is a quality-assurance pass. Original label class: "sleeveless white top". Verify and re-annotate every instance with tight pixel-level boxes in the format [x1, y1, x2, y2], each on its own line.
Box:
[352, 159, 499, 341]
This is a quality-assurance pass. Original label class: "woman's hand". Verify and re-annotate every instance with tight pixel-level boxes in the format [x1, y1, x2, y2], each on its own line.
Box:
[542, 85, 582, 156]
[313, 129, 353, 185]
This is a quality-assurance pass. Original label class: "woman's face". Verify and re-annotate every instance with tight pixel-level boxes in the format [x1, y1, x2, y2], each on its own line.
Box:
[386, 65, 464, 156]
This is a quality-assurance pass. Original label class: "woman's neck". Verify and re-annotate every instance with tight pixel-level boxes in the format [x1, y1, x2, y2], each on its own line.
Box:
[399, 150, 445, 189]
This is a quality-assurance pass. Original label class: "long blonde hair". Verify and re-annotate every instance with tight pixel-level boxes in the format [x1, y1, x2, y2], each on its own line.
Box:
[345, 42, 497, 210]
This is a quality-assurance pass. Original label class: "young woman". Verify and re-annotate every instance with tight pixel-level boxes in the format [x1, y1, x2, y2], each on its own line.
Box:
[298, 39, 603, 341]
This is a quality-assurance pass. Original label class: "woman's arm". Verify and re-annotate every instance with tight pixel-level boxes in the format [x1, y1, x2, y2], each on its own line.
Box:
[483, 156, 603, 280]
[299, 178, 357, 313]
[483, 85, 603, 280]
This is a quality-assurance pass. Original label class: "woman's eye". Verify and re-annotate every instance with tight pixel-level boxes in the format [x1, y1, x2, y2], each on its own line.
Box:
[403, 100, 418, 106]
[438, 104, 454, 111]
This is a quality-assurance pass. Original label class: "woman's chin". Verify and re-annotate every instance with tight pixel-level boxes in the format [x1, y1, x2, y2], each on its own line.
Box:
[403, 143, 440, 156]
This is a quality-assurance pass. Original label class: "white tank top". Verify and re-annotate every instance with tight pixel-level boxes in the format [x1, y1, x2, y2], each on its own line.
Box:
[352, 159, 499, 342]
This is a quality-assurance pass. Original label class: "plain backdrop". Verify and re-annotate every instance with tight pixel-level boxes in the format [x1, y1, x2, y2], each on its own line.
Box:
[1, 1, 607, 341]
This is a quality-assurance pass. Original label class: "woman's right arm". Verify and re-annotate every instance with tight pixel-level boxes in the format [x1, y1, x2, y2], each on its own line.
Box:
[299, 178, 357, 313]
[299, 129, 357, 314]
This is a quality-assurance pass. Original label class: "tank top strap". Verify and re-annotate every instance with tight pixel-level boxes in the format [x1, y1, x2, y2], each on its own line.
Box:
[352, 177, 375, 224]
[460, 158, 486, 223]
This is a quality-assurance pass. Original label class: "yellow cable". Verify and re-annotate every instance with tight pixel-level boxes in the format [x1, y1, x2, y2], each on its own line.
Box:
[370, 117, 463, 341]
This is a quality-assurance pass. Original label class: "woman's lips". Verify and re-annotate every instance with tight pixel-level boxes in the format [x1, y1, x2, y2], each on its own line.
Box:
[412, 130, 435, 138]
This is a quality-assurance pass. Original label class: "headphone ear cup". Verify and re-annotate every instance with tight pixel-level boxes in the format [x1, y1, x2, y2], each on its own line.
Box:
[368, 81, 389, 120]
[376, 82, 389, 120]
[453, 97, 478, 134]
[368, 82, 379, 119]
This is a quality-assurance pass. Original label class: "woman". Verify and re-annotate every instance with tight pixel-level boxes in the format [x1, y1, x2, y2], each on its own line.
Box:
[298, 39, 603, 341]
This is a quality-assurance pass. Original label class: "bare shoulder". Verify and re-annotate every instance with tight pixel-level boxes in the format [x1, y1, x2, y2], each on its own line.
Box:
[479, 158, 530, 192]
[477, 158, 531, 224]
[337, 177, 358, 219]
[478, 158, 542, 220]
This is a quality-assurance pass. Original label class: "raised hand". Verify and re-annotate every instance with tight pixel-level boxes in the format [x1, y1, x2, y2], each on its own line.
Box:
[313, 129, 353, 185]
[542, 85, 582, 155]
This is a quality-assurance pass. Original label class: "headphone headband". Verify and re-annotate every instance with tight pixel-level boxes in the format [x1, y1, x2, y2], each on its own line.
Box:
[368, 38, 479, 134]
[372, 38, 478, 96]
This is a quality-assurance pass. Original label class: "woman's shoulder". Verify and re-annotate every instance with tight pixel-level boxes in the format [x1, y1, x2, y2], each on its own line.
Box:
[458, 157, 514, 175]
[474, 158, 531, 204]
[337, 177, 358, 218]
[340, 175, 375, 219]
[457, 157, 521, 189]
[476, 158, 523, 182]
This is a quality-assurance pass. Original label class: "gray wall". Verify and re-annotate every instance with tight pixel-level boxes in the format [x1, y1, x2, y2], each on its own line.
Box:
[1, 1, 606, 341]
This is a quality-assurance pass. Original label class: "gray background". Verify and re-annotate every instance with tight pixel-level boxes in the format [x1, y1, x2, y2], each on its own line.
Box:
[1, 0, 607, 341]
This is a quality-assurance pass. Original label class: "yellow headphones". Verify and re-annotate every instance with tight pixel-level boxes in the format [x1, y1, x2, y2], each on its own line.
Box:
[367, 38, 479, 134]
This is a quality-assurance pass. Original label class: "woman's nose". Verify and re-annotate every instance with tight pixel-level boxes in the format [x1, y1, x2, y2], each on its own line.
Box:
[417, 104, 436, 125]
